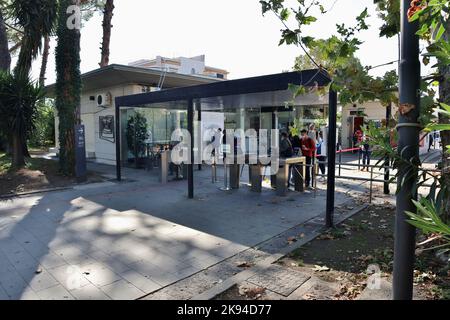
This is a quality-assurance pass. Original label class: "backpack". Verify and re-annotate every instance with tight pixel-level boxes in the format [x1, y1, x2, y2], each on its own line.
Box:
[283, 140, 294, 157]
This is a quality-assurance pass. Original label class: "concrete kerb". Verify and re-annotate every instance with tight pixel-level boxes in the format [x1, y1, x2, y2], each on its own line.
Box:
[0, 187, 74, 200]
[0, 180, 123, 200]
[190, 203, 369, 300]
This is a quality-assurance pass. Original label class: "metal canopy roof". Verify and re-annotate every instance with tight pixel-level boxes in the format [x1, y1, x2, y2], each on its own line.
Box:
[116, 69, 331, 108]
[44, 64, 222, 97]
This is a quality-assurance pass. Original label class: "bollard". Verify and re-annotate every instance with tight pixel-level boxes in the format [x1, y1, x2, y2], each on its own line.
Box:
[159, 150, 169, 184]
[212, 163, 217, 183]
[220, 163, 231, 191]
[358, 149, 361, 170]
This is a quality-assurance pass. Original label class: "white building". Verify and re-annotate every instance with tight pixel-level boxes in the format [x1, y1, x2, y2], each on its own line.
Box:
[46, 61, 227, 165]
[128, 55, 229, 80]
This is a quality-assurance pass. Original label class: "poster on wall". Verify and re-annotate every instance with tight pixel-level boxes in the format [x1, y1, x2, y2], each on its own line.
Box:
[99, 115, 115, 143]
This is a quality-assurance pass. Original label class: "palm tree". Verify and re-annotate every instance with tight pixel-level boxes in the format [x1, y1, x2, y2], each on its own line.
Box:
[11, 0, 57, 77]
[4, 0, 57, 160]
[0, 72, 43, 167]
[39, 35, 50, 86]
[0, 6, 10, 72]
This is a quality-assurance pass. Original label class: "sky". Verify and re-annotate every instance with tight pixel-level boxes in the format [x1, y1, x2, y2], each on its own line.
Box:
[27, 0, 400, 85]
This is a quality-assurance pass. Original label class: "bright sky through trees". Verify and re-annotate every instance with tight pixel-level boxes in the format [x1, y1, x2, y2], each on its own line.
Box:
[25, 0, 399, 84]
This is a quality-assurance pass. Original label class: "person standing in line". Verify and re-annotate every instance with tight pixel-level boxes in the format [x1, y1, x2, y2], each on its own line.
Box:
[291, 132, 301, 156]
[316, 131, 327, 181]
[360, 135, 372, 171]
[300, 129, 316, 189]
[280, 131, 294, 187]
[280, 132, 294, 158]
[308, 123, 317, 144]
[428, 133, 434, 152]
[308, 124, 318, 185]
[211, 128, 222, 162]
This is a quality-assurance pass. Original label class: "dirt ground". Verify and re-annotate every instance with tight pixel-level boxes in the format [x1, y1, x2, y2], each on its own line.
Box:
[216, 203, 450, 300]
[0, 152, 104, 196]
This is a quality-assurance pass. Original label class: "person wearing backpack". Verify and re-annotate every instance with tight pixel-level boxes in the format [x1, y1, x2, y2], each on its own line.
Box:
[280, 132, 294, 158]
[300, 129, 316, 188]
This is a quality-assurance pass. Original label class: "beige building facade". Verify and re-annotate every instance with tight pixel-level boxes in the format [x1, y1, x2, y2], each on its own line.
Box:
[341, 101, 398, 149]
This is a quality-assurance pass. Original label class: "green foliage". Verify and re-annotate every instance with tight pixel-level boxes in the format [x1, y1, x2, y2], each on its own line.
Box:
[409, 0, 450, 69]
[0, 71, 43, 166]
[425, 103, 450, 134]
[262, 1, 398, 107]
[261, 0, 450, 253]
[126, 112, 148, 162]
[29, 101, 55, 147]
[9, 0, 58, 76]
[288, 118, 302, 137]
[293, 35, 398, 106]
[406, 198, 450, 250]
[374, 0, 401, 38]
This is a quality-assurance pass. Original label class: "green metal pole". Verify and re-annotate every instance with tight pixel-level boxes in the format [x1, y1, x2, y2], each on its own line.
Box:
[393, 0, 420, 300]
[187, 99, 194, 199]
[384, 103, 392, 195]
[325, 89, 337, 228]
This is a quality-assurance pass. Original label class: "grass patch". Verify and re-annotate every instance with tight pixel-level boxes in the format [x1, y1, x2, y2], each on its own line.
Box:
[0, 152, 56, 174]
[282, 204, 450, 299]
[0, 151, 104, 195]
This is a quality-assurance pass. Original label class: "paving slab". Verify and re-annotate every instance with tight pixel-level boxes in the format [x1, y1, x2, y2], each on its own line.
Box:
[287, 277, 341, 300]
[36, 284, 75, 300]
[100, 280, 144, 300]
[0, 162, 357, 300]
[119, 269, 162, 293]
[246, 265, 311, 297]
[69, 283, 111, 300]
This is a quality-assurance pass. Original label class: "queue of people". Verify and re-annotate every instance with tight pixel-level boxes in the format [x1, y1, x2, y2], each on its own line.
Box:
[281, 124, 327, 189]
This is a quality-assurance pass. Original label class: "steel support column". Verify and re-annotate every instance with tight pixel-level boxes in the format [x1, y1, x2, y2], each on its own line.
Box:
[187, 98, 194, 199]
[198, 103, 202, 171]
[325, 89, 338, 228]
[115, 100, 121, 181]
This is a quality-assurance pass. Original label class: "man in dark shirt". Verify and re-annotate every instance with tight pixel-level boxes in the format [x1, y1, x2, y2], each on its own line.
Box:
[280, 132, 293, 158]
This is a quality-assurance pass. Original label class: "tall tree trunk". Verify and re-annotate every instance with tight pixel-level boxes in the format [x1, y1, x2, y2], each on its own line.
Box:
[0, 9, 10, 72]
[39, 36, 51, 87]
[55, 0, 82, 176]
[0, 9, 11, 155]
[439, 24, 450, 220]
[12, 133, 25, 168]
[99, 0, 114, 68]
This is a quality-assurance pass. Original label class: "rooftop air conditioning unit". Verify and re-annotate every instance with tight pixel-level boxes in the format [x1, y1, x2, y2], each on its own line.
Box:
[96, 92, 112, 108]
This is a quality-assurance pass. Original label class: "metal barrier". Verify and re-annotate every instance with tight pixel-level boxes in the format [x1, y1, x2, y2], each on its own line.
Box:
[315, 161, 441, 203]
[207, 157, 441, 203]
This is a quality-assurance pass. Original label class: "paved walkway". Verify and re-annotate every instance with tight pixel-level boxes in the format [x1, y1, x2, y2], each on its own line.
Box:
[0, 163, 354, 300]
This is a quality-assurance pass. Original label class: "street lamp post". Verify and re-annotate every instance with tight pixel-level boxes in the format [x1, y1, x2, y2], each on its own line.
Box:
[393, 0, 421, 300]
[384, 103, 392, 195]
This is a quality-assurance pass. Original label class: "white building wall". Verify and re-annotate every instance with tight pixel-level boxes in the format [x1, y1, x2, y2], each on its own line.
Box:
[178, 57, 206, 75]
[54, 84, 142, 165]
[91, 85, 141, 165]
